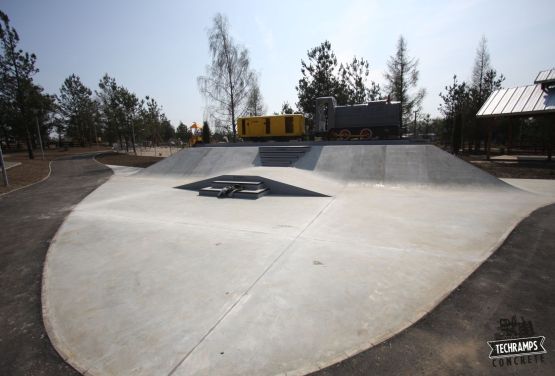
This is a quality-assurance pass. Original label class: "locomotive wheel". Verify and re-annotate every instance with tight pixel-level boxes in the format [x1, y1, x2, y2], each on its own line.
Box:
[360, 128, 372, 140]
[339, 129, 351, 140]
[329, 131, 338, 139]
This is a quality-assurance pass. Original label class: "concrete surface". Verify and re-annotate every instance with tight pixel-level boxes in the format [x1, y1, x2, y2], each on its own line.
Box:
[42, 145, 555, 375]
[313, 202, 555, 376]
[0, 153, 112, 376]
[104, 164, 143, 176]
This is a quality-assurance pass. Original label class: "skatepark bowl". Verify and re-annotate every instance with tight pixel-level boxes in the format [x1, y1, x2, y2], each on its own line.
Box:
[42, 143, 555, 375]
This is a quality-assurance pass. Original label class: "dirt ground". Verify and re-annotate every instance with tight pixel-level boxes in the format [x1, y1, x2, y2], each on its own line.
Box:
[95, 152, 164, 168]
[0, 147, 111, 195]
[462, 157, 555, 179]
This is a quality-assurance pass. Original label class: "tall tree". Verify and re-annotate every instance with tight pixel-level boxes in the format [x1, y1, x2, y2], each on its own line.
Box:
[176, 122, 188, 144]
[202, 120, 211, 144]
[281, 102, 294, 114]
[338, 56, 382, 104]
[198, 13, 255, 142]
[245, 76, 266, 116]
[117, 87, 141, 153]
[439, 75, 470, 154]
[384, 36, 425, 130]
[142, 96, 164, 146]
[97, 74, 150, 152]
[159, 119, 175, 142]
[297, 41, 382, 116]
[58, 74, 98, 146]
[468, 37, 504, 151]
[471, 36, 491, 104]
[27, 84, 56, 150]
[296, 41, 339, 116]
[96, 74, 121, 145]
[0, 10, 40, 158]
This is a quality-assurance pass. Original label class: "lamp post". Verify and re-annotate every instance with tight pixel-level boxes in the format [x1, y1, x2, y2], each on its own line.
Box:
[0, 143, 8, 186]
[131, 120, 137, 156]
[32, 109, 45, 160]
[413, 111, 418, 139]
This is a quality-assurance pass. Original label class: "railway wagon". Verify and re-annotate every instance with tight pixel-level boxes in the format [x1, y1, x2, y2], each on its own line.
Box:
[314, 96, 401, 140]
[238, 114, 305, 141]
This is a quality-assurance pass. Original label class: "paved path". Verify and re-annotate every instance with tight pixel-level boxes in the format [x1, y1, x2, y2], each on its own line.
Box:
[313, 203, 555, 376]
[0, 154, 112, 375]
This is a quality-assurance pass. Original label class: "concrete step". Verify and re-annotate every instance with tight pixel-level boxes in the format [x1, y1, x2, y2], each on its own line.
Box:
[259, 146, 311, 152]
[259, 153, 304, 158]
[259, 146, 311, 167]
[260, 156, 300, 162]
[261, 161, 293, 167]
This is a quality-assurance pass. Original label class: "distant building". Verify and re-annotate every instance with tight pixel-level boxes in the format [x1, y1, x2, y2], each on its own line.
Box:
[477, 69, 555, 160]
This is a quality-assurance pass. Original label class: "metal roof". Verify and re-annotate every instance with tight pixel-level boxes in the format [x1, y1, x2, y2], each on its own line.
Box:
[476, 83, 555, 118]
[535, 68, 555, 84]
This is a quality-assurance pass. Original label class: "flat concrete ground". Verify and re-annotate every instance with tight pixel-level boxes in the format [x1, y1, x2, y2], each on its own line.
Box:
[0, 154, 112, 375]
[313, 202, 555, 376]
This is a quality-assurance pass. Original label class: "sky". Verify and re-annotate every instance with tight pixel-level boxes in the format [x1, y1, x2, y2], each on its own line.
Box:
[2, 0, 554, 127]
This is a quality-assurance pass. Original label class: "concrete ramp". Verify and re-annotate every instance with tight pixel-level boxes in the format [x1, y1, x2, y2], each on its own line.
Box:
[141, 144, 511, 189]
[296, 144, 510, 188]
[41, 143, 555, 376]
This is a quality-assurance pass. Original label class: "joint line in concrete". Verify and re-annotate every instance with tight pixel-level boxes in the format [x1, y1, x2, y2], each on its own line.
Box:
[167, 196, 338, 375]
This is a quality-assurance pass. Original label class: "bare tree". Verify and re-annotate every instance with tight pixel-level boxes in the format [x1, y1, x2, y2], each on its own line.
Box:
[198, 13, 255, 141]
[245, 76, 266, 116]
[468, 36, 504, 151]
[384, 36, 425, 130]
[471, 36, 491, 102]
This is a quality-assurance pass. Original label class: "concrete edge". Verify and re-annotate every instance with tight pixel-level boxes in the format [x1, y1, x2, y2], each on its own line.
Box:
[0, 160, 52, 199]
[41, 219, 90, 375]
[41, 154, 115, 376]
[91, 151, 117, 167]
[289, 205, 544, 376]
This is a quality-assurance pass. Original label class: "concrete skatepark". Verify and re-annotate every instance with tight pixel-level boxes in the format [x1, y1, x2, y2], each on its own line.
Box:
[41, 144, 555, 375]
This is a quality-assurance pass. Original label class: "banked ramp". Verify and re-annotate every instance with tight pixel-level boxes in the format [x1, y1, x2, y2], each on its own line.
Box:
[140, 144, 511, 189]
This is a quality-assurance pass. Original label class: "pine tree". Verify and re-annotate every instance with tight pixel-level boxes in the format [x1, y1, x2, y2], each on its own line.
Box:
[296, 41, 339, 116]
[202, 121, 211, 144]
[58, 74, 98, 147]
[0, 11, 40, 158]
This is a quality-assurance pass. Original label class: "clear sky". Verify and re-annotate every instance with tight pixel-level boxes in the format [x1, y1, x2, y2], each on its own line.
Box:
[2, 0, 554, 127]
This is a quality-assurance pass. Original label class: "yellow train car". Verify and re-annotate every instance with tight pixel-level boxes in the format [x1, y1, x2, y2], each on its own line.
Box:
[237, 114, 305, 140]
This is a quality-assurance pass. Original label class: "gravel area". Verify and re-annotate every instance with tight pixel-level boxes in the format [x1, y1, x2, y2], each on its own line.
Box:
[467, 160, 555, 179]
[95, 152, 164, 168]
